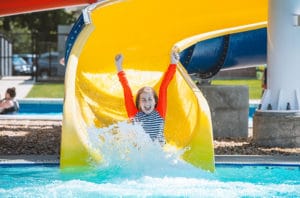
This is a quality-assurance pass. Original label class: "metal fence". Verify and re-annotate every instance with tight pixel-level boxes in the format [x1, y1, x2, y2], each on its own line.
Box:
[0, 32, 68, 82]
[0, 34, 12, 78]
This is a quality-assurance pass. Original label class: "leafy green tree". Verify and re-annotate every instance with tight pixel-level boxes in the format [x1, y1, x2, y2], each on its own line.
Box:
[0, 9, 78, 53]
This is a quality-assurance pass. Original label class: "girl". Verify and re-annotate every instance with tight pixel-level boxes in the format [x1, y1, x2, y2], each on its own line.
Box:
[0, 87, 19, 114]
[115, 52, 179, 143]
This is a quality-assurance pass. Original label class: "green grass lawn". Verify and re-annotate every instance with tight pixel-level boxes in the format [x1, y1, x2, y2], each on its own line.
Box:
[212, 78, 263, 99]
[26, 79, 263, 99]
[26, 83, 64, 98]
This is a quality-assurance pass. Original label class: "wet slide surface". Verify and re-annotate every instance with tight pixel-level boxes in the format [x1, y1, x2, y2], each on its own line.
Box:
[1, 0, 267, 172]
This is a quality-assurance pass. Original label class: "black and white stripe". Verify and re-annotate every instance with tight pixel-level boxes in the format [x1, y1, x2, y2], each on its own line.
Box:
[135, 110, 164, 142]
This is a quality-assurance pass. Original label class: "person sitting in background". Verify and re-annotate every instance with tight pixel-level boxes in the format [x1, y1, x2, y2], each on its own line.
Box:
[0, 87, 19, 114]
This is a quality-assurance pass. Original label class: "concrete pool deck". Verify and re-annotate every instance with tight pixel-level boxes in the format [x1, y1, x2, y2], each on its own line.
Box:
[0, 155, 299, 166]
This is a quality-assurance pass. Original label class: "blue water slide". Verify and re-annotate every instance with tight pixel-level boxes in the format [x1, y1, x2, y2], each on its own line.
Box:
[180, 28, 267, 78]
[65, 14, 85, 63]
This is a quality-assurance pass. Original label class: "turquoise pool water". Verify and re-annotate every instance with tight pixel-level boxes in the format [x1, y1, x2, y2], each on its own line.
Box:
[2, 103, 298, 197]
[0, 164, 299, 197]
[1, 122, 299, 197]
[18, 101, 62, 114]
[17, 100, 63, 117]
[0, 120, 299, 197]
[1, 100, 63, 118]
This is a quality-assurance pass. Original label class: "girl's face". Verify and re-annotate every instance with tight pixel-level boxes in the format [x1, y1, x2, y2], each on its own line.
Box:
[139, 91, 156, 114]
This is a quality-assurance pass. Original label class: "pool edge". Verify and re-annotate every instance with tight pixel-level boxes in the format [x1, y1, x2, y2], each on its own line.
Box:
[0, 155, 299, 166]
[215, 155, 300, 166]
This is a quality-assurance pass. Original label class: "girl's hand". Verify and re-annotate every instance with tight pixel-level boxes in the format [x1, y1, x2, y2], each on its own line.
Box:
[115, 53, 123, 72]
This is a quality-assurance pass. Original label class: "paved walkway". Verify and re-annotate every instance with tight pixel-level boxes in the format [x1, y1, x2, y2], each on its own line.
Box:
[0, 76, 35, 99]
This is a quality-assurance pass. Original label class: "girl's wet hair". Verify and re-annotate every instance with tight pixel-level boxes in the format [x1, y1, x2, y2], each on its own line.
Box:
[6, 87, 16, 98]
[135, 86, 158, 110]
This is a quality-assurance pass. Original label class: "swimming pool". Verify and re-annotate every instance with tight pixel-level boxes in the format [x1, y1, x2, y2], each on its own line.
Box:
[0, 99, 63, 119]
[0, 125, 299, 197]
[248, 103, 259, 128]
[1, 105, 298, 197]
[0, 163, 299, 197]
[18, 99, 63, 115]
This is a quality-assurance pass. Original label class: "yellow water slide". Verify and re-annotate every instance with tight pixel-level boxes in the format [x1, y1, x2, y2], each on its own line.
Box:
[60, 0, 267, 172]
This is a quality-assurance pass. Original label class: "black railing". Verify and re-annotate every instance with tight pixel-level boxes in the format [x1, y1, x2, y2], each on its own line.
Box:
[0, 32, 67, 82]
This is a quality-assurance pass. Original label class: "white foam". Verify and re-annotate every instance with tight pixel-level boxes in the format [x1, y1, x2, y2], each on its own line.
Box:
[87, 121, 205, 177]
[1, 178, 299, 197]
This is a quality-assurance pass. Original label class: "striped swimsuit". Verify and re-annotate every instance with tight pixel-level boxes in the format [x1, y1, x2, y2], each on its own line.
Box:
[118, 64, 176, 142]
[135, 110, 164, 142]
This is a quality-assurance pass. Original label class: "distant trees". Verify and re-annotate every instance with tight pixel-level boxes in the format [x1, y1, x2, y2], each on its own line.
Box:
[0, 9, 79, 53]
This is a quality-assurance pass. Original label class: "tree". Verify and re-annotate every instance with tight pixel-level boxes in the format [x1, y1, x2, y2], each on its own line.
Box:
[0, 9, 78, 53]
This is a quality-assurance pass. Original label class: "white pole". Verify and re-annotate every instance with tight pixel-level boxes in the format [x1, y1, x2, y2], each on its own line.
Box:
[262, 0, 300, 111]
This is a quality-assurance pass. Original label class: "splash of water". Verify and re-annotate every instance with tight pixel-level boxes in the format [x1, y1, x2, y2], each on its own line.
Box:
[87, 121, 209, 178]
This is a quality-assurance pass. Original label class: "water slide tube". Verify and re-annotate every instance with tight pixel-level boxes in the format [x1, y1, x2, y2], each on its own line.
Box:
[60, 0, 267, 172]
[179, 24, 267, 79]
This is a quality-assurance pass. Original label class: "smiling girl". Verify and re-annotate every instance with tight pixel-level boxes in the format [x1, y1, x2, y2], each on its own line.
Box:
[115, 51, 178, 143]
